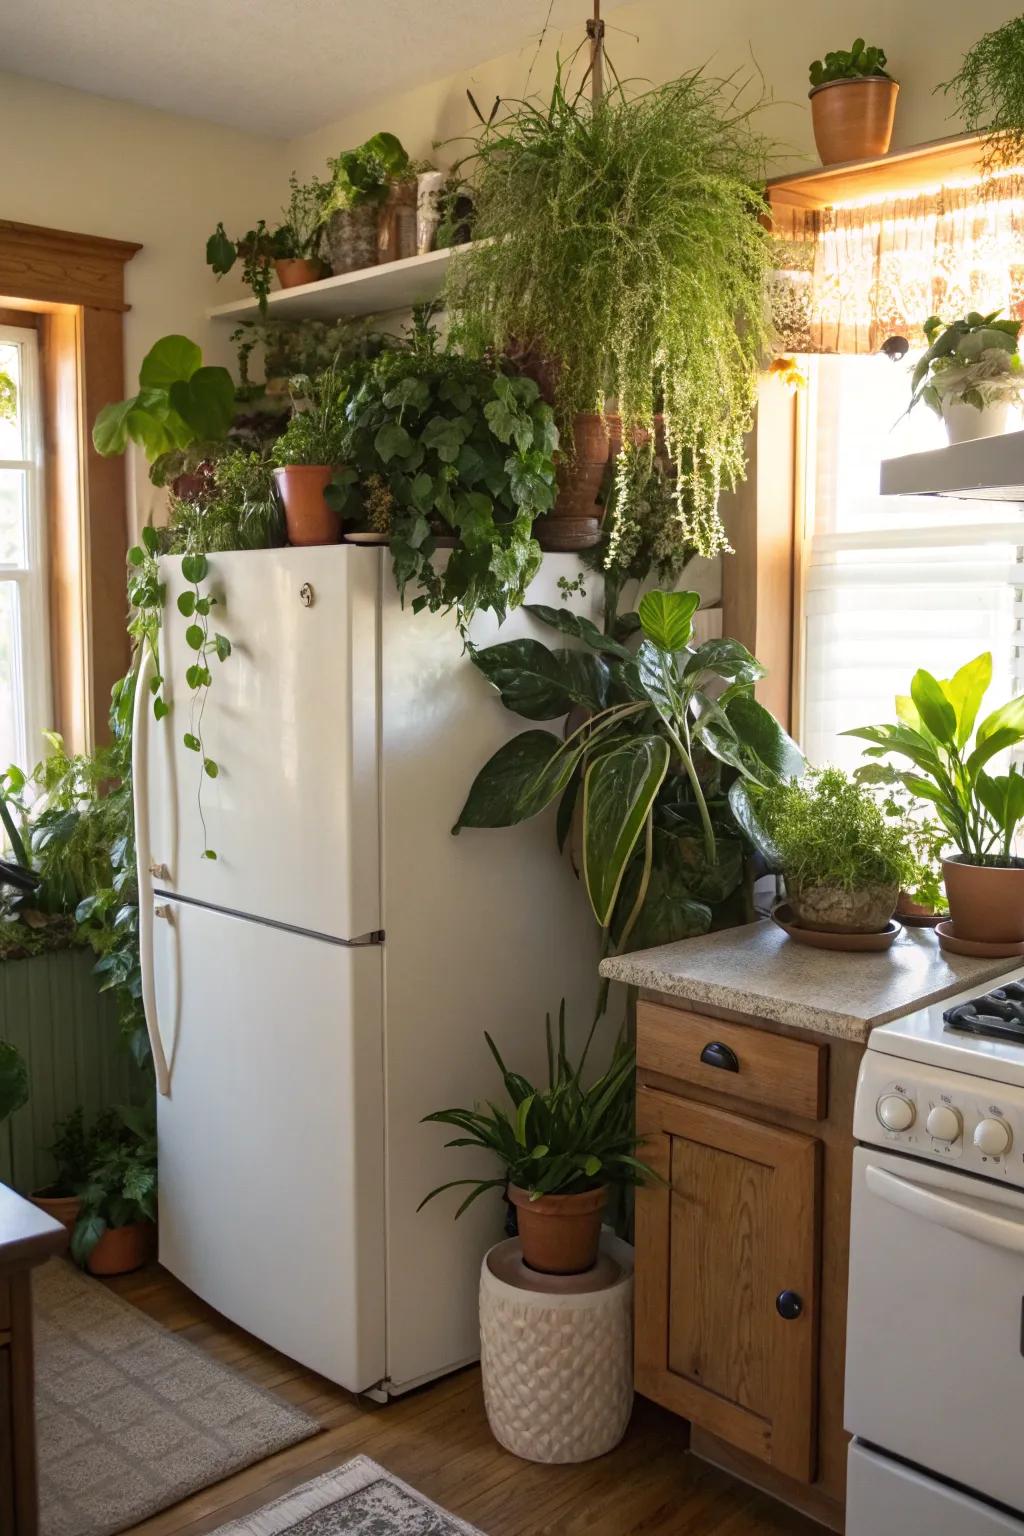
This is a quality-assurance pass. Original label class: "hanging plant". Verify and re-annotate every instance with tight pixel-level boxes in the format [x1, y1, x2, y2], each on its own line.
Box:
[941, 16, 1024, 171]
[445, 61, 774, 565]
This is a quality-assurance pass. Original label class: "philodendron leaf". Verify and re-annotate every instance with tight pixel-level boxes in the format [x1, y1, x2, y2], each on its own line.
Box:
[728, 779, 783, 870]
[725, 695, 806, 782]
[524, 604, 633, 660]
[454, 730, 582, 830]
[612, 835, 713, 951]
[138, 334, 203, 389]
[637, 590, 700, 652]
[582, 735, 670, 926]
[471, 638, 609, 719]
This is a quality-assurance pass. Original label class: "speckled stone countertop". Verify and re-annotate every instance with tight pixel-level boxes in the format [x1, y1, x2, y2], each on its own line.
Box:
[599, 920, 1022, 1043]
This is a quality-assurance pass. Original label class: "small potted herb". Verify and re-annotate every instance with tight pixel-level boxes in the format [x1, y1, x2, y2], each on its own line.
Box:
[847, 653, 1024, 953]
[808, 40, 899, 164]
[71, 1105, 157, 1276]
[909, 311, 1024, 444]
[272, 361, 351, 545]
[273, 172, 329, 289]
[324, 132, 411, 274]
[756, 768, 915, 935]
[419, 1003, 655, 1275]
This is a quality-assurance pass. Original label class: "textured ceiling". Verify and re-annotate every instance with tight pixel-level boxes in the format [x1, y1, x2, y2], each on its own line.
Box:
[2, 0, 599, 138]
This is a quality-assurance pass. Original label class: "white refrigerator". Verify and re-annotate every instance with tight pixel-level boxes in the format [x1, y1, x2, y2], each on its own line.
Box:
[133, 546, 604, 1398]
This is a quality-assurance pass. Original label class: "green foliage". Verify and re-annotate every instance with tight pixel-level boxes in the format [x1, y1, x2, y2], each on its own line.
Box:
[446, 62, 774, 563]
[42, 1107, 119, 1196]
[909, 310, 1024, 417]
[809, 39, 892, 87]
[845, 652, 1024, 865]
[165, 451, 282, 555]
[754, 768, 916, 892]
[854, 768, 948, 910]
[456, 589, 803, 971]
[326, 132, 410, 210]
[231, 315, 369, 386]
[0, 1042, 28, 1122]
[0, 368, 15, 422]
[941, 16, 1024, 171]
[70, 1103, 157, 1266]
[418, 1002, 657, 1215]
[333, 319, 558, 626]
[206, 219, 288, 314]
[272, 360, 351, 466]
[278, 170, 329, 260]
[92, 335, 235, 463]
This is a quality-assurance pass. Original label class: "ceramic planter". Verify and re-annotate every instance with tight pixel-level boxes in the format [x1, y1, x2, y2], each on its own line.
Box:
[508, 1184, 607, 1274]
[942, 856, 1024, 945]
[416, 170, 446, 255]
[809, 76, 899, 166]
[325, 205, 378, 275]
[85, 1220, 155, 1277]
[273, 466, 342, 546]
[942, 398, 1013, 445]
[273, 258, 322, 290]
[786, 878, 898, 934]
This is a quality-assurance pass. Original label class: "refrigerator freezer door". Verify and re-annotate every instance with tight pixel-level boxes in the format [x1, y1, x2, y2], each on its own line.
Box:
[379, 555, 607, 1393]
[848, 1443, 1024, 1535]
[153, 896, 386, 1393]
[143, 547, 380, 940]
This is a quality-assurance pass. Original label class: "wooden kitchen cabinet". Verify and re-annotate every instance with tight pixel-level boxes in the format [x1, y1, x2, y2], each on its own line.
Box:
[634, 998, 862, 1533]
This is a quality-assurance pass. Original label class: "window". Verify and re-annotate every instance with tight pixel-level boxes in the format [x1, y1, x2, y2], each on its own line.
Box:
[0, 324, 50, 772]
[798, 352, 1024, 767]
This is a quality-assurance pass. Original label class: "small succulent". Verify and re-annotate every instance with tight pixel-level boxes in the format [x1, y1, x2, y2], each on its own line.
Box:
[810, 40, 892, 88]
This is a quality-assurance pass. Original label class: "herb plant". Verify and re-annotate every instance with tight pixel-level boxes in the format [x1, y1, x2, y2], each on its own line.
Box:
[809, 40, 892, 87]
[418, 1001, 655, 1215]
[272, 360, 351, 466]
[909, 311, 1024, 417]
[278, 171, 328, 260]
[71, 1103, 157, 1266]
[446, 62, 773, 564]
[942, 16, 1024, 171]
[754, 768, 915, 893]
[846, 652, 1024, 865]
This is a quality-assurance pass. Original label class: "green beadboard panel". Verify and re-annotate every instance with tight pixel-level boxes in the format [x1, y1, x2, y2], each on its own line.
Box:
[0, 948, 144, 1194]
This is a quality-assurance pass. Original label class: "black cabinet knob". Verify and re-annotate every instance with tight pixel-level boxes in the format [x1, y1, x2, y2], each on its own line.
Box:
[699, 1041, 739, 1073]
[776, 1289, 803, 1321]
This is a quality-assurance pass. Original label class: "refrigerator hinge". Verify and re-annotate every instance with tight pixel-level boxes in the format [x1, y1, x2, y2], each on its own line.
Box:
[349, 930, 385, 946]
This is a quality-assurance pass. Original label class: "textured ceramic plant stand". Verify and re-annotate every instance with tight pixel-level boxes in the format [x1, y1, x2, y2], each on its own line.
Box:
[479, 1232, 634, 1463]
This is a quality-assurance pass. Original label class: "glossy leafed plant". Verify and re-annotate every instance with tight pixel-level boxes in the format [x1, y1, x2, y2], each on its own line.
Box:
[455, 590, 803, 957]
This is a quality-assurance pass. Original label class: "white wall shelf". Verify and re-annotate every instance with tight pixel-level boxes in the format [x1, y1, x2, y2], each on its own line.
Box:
[206, 242, 477, 323]
[880, 431, 1024, 501]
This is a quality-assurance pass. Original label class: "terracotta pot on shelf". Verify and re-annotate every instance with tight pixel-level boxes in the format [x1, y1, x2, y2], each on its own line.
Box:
[86, 1220, 155, 1277]
[273, 258, 322, 290]
[942, 856, 1024, 945]
[29, 1190, 80, 1234]
[895, 890, 945, 928]
[809, 76, 899, 166]
[786, 878, 898, 935]
[508, 1184, 607, 1275]
[273, 466, 342, 546]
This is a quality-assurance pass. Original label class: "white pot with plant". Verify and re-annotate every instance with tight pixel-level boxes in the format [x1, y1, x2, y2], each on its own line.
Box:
[909, 310, 1024, 444]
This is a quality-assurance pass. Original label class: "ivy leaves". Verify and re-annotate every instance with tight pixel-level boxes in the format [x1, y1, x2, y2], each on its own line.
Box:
[171, 551, 230, 860]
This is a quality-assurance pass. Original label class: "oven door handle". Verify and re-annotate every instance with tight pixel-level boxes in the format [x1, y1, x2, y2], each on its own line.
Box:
[866, 1164, 1024, 1254]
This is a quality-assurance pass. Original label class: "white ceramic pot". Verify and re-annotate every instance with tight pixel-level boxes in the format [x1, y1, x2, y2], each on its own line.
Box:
[478, 1231, 634, 1463]
[942, 397, 1012, 445]
[416, 170, 447, 255]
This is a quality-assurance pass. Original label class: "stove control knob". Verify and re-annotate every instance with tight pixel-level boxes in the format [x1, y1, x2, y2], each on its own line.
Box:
[974, 1117, 1012, 1157]
[878, 1094, 915, 1132]
[926, 1105, 962, 1142]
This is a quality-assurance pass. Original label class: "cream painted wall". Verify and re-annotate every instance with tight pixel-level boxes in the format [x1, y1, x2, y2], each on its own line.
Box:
[286, 0, 1020, 178]
[0, 72, 286, 530]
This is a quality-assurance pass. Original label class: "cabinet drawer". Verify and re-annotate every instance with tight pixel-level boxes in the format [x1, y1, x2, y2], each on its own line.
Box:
[637, 1001, 827, 1121]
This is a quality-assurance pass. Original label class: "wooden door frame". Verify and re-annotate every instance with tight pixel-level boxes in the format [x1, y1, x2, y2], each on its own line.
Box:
[0, 220, 141, 751]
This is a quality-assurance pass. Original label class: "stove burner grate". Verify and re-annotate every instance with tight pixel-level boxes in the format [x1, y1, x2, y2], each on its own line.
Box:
[944, 981, 1024, 1042]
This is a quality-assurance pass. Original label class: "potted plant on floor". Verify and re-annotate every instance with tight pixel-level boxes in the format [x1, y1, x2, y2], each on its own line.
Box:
[846, 652, 1024, 954]
[324, 132, 411, 274]
[908, 311, 1024, 444]
[29, 1109, 104, 1233]
[419, 1002, 655, 1274]
[71, 1104, 157, 1276]
[272, 360, 352, 545]
[808, 39, 899, 164]
[752, 768, 915, 940]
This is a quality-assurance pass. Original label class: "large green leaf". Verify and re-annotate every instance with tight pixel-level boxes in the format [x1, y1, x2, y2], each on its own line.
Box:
[637, 590, 700, 652]
[612, 832, 713, 950]
[725, 695, 805, 782]
[92, 397, 136, 456]
[138, 334, 202, 389]
[0, 1041, 28, 1122]
[683, 637, 766, 691]
[910, 669, 957, 747]
[167, 366, 235, 441]
[728, 780, 783, 869]
[471, 639, 609, 719]
[843, 722, 943, 777]
[454, 730, 582, 829]
[524, 604, 633, 660]
[635, 639, 675, 725]
[976, 693, 1024, 747]
[965, 726, 1022, 779]
[941, 653, 992, 748]
[582, 736, 670, 926]
[976, 769, 1024, 842]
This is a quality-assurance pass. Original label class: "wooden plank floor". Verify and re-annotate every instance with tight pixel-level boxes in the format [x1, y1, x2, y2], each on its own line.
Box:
[108, 1264, 824, 1536]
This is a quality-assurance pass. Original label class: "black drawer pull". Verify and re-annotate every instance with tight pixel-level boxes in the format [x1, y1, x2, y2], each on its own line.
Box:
[699, 1040, 739, 1073]
[776, 1290, 803, 1321]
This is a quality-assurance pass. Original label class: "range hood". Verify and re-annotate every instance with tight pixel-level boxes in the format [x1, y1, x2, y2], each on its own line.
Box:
[880, 430, 1024, 501]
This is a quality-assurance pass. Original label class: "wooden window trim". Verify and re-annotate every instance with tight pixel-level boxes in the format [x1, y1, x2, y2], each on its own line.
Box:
[0, 221, 141, 752]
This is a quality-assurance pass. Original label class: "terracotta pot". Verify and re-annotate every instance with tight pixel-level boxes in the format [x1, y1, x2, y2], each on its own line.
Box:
[942, 856, 1024, 944]
[86, 1220, 155, 1277]
[509, 1184, 607, 1275]
[30, 1190, 80, 1233]
[809, 77, 899, 166]
[896, 890, 945, 926]
[786, 878, 898, 934]
[325, 205, 378, 275]
[273, 465, 341, 546]
[274, 258, 322, 290]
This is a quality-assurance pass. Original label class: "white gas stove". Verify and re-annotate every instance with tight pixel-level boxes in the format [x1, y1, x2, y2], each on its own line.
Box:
[847, 970, 1024, 1534]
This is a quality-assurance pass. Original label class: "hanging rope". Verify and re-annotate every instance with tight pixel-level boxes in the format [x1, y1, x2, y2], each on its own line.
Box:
[586, 0, 606, 103]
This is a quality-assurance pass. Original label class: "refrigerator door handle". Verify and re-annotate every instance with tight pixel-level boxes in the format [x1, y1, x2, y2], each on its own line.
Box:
[132, 644, 173, 1097]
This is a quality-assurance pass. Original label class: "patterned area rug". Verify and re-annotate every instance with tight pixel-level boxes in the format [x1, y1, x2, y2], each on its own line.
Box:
[211, 1457, 483, 1534]
[34, 1259, 319, 1536]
